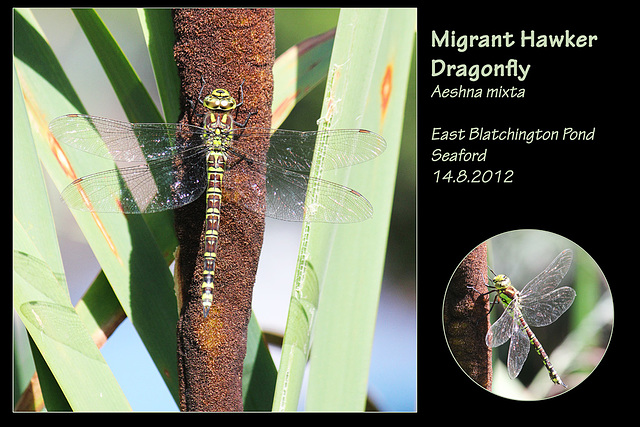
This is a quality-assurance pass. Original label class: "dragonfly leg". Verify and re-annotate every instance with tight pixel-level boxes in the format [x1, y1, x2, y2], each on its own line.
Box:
[184, 75, 209, 122]
[235, 110, 257, 128]
[225, 152, 256, 172]
[197, 74, 208, 105]
[236, 78, 246, 107]
[233, 80, 257, 128]
[467, 285, 501, 314]
[467, 284, 496, 297]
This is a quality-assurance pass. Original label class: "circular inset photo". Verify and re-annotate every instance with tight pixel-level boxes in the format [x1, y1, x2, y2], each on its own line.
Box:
[443, 229, 613, 400]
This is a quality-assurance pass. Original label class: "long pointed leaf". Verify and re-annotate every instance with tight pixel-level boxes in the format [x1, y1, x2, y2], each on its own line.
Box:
[14, 52, 130, 410]
[137, 9, 181, 123]
[304, 9, 415, 411]
[273, 8, 415, 411]
[72, 9, 162, 123]
[15, 8, 180, 406]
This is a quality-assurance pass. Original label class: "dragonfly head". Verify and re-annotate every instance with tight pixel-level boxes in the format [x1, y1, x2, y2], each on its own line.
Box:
[203, 89, 237, 112]
[492, 274, 511, 290]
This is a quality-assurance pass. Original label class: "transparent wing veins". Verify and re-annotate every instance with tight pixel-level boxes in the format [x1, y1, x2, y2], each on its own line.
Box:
[52, 115, 385, 221]
[50, 115, 386, 170]
[519, 249, 575, 327]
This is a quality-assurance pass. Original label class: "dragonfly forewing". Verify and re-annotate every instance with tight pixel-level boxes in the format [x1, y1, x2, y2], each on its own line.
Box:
[50, 114, 201, 162]
[244, 128, 386, 172]
[520, 286, 576, 327]
[519, 249, 573, 298]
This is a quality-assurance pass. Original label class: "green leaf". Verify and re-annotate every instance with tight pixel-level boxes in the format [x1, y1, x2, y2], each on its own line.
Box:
[242, 314, 277, 410]
[14, 50, 130, 410]
[272, 28, 335, 128]
[72, 9, 162, 123]
[273, 8, 415, 411]
[137, 8, 181, 123]
[14, 8, 180, 407]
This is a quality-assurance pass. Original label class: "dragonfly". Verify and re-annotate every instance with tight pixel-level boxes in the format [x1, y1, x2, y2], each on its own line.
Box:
[473, 249, 576, 388]
[49, 80, 386, 317]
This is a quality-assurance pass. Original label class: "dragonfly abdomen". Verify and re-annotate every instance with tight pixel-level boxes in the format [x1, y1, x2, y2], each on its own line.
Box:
[201, 150, 227, 317]
[199, 87, 239, 318]
[516, 312, 567, 388]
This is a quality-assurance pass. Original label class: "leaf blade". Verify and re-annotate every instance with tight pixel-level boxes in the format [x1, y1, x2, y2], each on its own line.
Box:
[15, 8, 180, 407]
[272, 8, 416, 411]
[14, 50, 130, 410]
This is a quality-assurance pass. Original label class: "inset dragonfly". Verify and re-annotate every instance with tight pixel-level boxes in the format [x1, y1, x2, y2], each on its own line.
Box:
[49, 81, 386, 316]
[471, 249, 576, 387]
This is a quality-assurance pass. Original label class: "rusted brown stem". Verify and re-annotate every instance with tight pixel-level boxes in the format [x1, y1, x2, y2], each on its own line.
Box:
[443, 242, 492, 390]
[173, 8, 275, 412]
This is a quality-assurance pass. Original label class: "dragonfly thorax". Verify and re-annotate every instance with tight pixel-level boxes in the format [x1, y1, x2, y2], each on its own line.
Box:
[203, 89, 237, 112]
[491, 274, 518, 305]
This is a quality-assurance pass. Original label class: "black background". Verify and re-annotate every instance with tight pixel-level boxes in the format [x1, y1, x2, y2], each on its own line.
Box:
[426, 7, 630, 410]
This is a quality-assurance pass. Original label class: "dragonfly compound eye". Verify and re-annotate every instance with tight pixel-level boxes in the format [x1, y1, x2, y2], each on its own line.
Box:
[203, 96, 218, 109]
[493, 274, 511, 287]
[220, 99, 234, 109]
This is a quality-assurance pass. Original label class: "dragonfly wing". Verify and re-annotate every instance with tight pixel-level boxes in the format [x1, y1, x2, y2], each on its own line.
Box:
[224, 151, 374, 223]
[237, 128, 386, 172]
[520, 249, 573, 299]
[50, 114, 204, 162]
[519, 249, 575, 327]
[267, 172, 373, 223]
[486, 300, 517, 348]
[507, 323, 530, 380]
[521, 286, 577, 327]
[61, 150, 207, 213]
